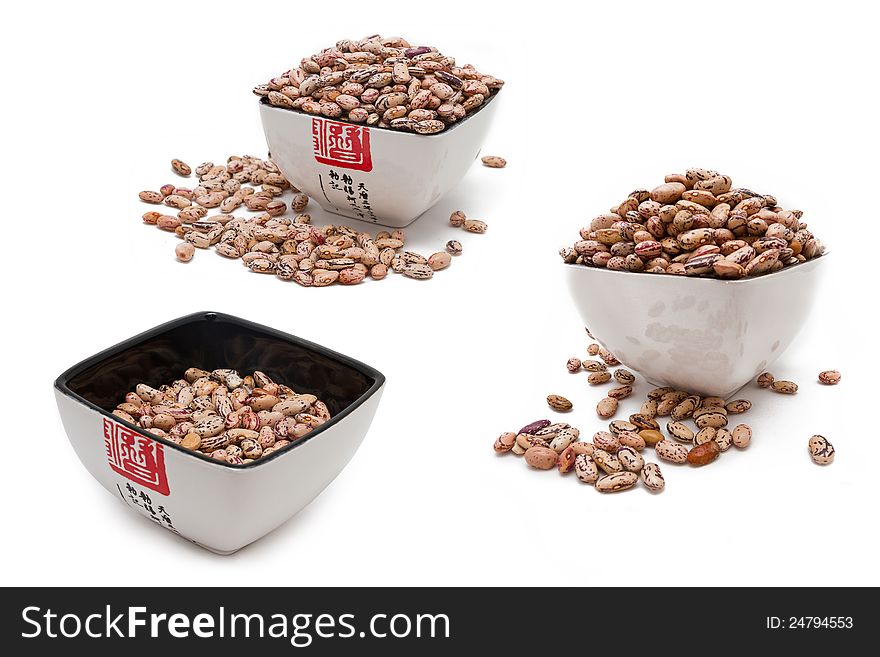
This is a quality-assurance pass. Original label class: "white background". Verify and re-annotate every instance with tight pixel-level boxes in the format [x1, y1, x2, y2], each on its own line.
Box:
[2, 0, 877, 586]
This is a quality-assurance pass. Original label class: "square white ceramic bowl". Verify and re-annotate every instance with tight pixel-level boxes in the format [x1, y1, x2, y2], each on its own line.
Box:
[565, 257, 826, 398]
[54, 311, 385, 554]
[258, 93, 500, 228]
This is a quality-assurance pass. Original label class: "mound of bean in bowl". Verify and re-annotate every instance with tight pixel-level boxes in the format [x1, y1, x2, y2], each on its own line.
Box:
[253, 34, 504, 134]
[560, 168, 826, 279]
[112, 368, 331, 465]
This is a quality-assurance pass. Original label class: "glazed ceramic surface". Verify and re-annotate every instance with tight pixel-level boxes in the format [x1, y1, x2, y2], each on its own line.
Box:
[54, 312, 385, 554]
[566, 257, 826, 398]
[259, 94, 500, 227]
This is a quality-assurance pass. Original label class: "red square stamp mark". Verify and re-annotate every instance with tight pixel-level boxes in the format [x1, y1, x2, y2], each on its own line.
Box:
[103, 418, 170, 496]
[312, 118, 373, 172]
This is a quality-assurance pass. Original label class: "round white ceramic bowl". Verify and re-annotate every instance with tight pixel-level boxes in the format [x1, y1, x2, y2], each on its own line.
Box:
[258, 94, 501, 228]
[565, 257, 826, 398]
[54, 312, 385, 555]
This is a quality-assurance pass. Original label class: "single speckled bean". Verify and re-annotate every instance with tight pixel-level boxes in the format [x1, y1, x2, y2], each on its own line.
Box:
[731, 424, 752, 448]
[608, 385, 633, 400]
[694, 427, 716, 445]
[592, 448, 622, 474]
[640, 463, 665, 491]
[757, 372, 775, 388]
[808, 435, 835, 465]
[666, 421, 694, 442]
[725, 399, 751, 413]
[588, 371, 612, 385]
[617, 431, 646, 451]
[463, 219, 488, 233]
[695, 412, 728, 429]
[525, 445, 558, 470]
[171, 159, 192, 176]
[583, 360, 608, 373]
[617, 446, 644, 472]
[574, 453, 599, 483]
[547, 394, 573, 412]
[609, 420, 639, 435]
[481, 155, 507, 168]
[449, 210, 466, 227]
[566, 358, 582, 373]
[176, 242, 195, 262]
[629, 414, 660, 431]
[656, 439, 689, 464]
[593, 431, 620, 453]
[771, 380, 798, 394]
[446, 240, 462, 255]
[595, 471, 638, 493]
[519, 420, 550, 435]
[614, 369, 636, 385]
[714, 428, 733, 451]
[818, 370, 841, 385]
[640, 399, 658, 418]
[597, 397, 618, 418]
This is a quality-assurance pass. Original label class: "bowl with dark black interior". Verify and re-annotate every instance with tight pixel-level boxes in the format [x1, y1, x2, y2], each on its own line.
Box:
[54, 311, 385, 554]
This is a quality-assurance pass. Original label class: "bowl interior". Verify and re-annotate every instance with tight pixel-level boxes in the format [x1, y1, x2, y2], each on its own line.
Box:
[59, 312, 380, 422]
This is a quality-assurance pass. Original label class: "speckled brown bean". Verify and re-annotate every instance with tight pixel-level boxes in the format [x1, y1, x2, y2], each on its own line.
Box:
[463, 219, 488, 233]
[593, 431, 620, 453]
[494, 432, 516, 453]
[656, 439, 689, 464]
[597, 397, 618, 418]
[617, 446, 644, 472]
[614, 431, 644, 452]
[176, 242, 195, 262]
[428, 252, 451, 270]
[808, 435, 835, 465]
[613, 369, 636, 385]
[588, 371, 612, 385]
[172, 159, 192, 176]
[640, 399, 658, 418]
[629, 414, 660, 431]
[566, 358, 582, 373]
[608, 385, 633, 400]
[666, 421, 694, 442]
[446, 240, 462, 255]
[592, 449, 622, 474]
[771, 380, 798, 394]
[640, 463, 665, 491]
[694, 427, 716, 446]
[725, 399, 751, 414]
[570, 442, 596, 456]
[547, 395, 573, 412]
[524, 445, 558, 470]
[818, 370, 841, 385]
[687, 440, 720, 466]
[574, 453, 599, 483]
[714, 428, 733, 451]
[695, 412, 728, 429]
[583, 360, 608, 373]
[481, 156, 506, 168]
[757, 372, 775, 388]
[731, 424, 752, 448]
[595, 471, 638, 493]
[449, 210, 466, 227]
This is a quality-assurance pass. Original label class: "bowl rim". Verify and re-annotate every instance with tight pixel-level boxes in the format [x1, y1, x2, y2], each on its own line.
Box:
[563, 252, 826, 285]
[257, 87, 500, 139]
[54, 311, 385, 471]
